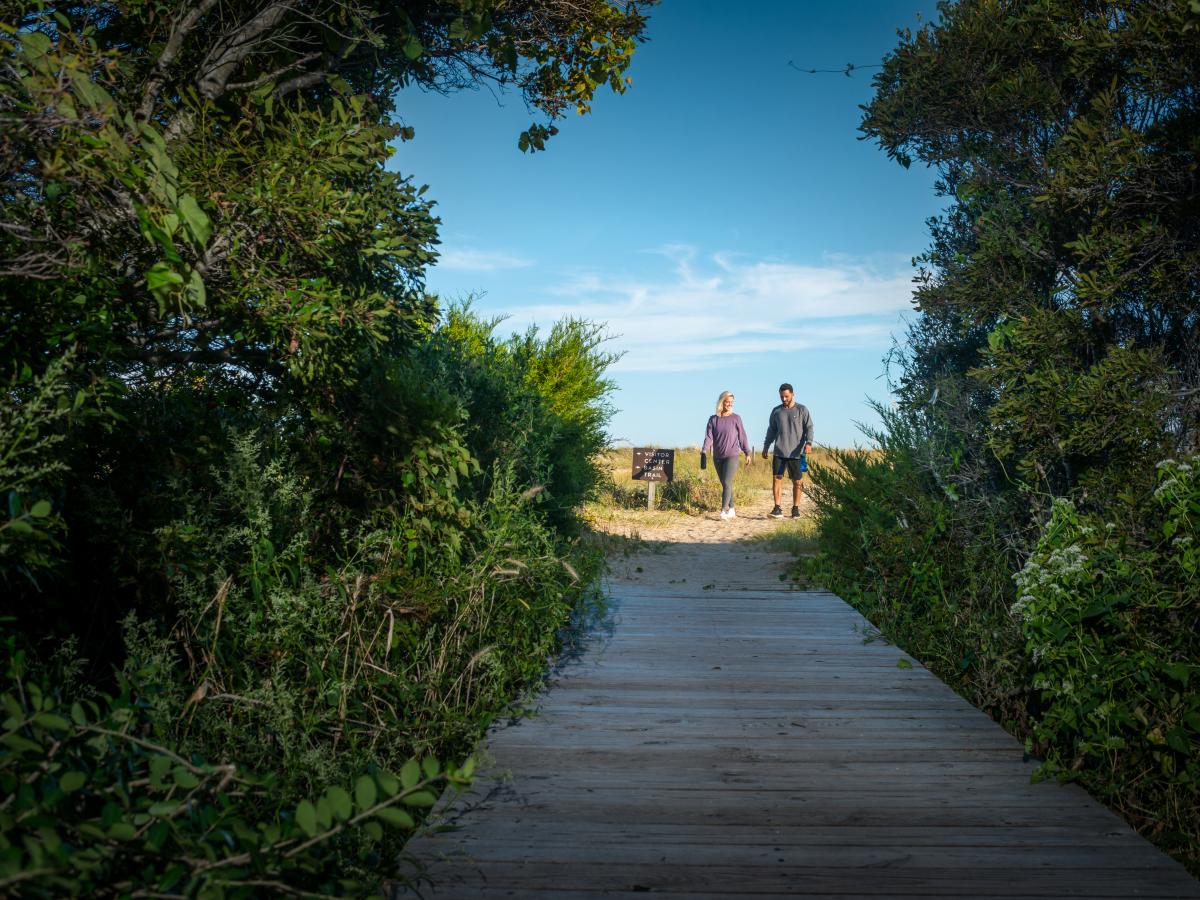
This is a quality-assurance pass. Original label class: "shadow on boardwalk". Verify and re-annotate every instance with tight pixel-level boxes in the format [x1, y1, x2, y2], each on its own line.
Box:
[396, 541, 1200, 899]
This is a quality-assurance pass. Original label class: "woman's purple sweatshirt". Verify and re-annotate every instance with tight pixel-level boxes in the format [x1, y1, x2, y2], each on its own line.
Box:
[702, 413, 750, 459]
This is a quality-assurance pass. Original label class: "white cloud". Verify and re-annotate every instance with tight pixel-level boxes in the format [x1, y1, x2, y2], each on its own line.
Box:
[436, 247, 533, 271]
[500, 246, 917, 372]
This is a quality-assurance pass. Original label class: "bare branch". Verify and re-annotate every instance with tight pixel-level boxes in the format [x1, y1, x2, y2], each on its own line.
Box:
[137, 0, 221, 120]
[274, 68, 329, 99]
[197, 1, 300, 101]
[225, 52, 323, 93]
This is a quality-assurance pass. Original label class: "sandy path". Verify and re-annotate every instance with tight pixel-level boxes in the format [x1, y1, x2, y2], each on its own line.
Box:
[588, 486, 815, 545]
[589, 486, 816, 591]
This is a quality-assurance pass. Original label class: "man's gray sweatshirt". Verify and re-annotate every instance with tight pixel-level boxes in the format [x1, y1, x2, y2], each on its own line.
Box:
[763, 403, 813, 459]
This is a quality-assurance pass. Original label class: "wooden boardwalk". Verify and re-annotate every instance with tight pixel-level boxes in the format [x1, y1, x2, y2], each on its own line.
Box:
[398, 543, 1199, 898]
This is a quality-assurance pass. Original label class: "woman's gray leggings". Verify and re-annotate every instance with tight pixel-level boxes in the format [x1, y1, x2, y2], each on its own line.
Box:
[714, 455, 740, 509]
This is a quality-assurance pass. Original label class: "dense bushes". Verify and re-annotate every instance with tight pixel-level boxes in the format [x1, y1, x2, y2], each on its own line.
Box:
[806, 408, 1030, 731]
[2, 2, 649, 893]
[1015, 460, 1199, 854]
[810, 0, 1200, 873]
[2, 630, 466, 897]
[809, 426, 1200, 869]
[1, 308, 615, 896]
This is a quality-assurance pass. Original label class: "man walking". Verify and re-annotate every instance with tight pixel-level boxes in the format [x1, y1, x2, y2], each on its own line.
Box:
[762, 383, 813, 518]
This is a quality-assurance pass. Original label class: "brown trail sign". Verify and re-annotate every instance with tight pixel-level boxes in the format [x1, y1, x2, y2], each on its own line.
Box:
[631, 448, 674, 509]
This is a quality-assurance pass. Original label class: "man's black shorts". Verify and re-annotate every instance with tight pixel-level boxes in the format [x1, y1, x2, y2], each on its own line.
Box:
[772, 456, 806, 481]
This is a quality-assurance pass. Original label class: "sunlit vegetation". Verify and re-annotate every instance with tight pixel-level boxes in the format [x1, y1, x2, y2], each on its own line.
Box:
[591, 444, 841, 514]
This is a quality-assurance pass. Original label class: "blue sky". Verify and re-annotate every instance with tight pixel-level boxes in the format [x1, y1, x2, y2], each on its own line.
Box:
[392, 1, 945, 449]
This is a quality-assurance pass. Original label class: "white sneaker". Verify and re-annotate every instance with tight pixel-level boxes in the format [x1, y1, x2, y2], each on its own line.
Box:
[727, 507, 736, 519]
[719, 509, 730, 519]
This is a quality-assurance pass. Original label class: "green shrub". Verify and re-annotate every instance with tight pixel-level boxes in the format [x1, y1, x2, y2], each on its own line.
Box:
[418, 305, 618, 526]
[0, 628, 468, 898]
[1, 306, 616, 894]
[143, 435, 600, 796]
[805, 403, 1030, 728]
[1014, 458, 1199, 862]
[0, 354, 77, 591]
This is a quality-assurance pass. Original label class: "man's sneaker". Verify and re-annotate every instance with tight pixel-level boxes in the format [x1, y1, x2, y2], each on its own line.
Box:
[769, 505, 784, 518]
[727, 507, 737, 519]
[791, 506, 801, 518]
[719, 509, 730, 520]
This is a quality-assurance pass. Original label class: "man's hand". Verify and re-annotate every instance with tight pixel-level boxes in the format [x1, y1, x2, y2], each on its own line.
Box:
[761, 448, 769, 460]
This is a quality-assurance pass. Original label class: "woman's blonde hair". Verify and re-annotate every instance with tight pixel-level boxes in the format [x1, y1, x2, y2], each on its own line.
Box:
[715, 390, 734, 415]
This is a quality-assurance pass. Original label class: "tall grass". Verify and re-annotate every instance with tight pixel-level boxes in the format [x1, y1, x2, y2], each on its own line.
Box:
[594, 445, 840, 514]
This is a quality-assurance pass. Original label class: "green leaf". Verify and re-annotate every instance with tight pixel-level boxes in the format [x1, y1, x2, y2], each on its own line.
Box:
[400, 759, 420, 789]
[186, 269, 207, 308]
[71, 73, 115, 113]
[33, 712, 71, 731]
[401, 790, 436, 807]
[355, 775, 377, 811]
[327, 786, 352, 821]
[108, 822, 137, 841]
[172, 767, 200, 789]
[403, 35, 423, 59]
[1167, 731, 1191, 754]
[295, 800, 318, 837]
[59, 771, 86, 793]
[20, 31, 52, 57]
[377, 770, 400, 795]
[30, 500, 51, 518]
[315, 796, 333, 828]
[363, 820, 384, 841]
[146, 262, 184, 300]
[421, 756, 440, 779]
[1162, 663, 1192, 685]
[149, 755, 172, 786]
[375, 807, 414, 829]
[177, 194, 212, 248]
[896, 659, 913, 670]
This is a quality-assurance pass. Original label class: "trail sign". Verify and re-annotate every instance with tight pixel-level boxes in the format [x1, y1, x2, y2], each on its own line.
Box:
[632, 448, 674, 483]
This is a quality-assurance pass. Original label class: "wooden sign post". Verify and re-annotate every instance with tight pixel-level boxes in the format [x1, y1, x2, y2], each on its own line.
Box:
[631, 448, 675, 509]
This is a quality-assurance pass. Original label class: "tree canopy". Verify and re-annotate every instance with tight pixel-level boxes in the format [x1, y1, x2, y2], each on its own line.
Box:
[1, 0, 650, 394]
[861, 0, 1199, 495]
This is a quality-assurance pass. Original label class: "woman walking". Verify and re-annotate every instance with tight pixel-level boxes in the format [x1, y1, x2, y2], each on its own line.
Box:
[702, 391, 751, 519]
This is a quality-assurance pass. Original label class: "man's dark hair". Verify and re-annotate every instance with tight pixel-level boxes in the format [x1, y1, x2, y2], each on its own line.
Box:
[779, 383, 793, 393]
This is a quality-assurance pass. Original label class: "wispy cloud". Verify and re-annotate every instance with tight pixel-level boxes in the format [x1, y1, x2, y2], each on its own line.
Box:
[436, 247, 534, 271]
[501, 246, 916, 372]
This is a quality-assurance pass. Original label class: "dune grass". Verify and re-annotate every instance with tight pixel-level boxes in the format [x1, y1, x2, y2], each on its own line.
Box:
[591, 445, 840, 515]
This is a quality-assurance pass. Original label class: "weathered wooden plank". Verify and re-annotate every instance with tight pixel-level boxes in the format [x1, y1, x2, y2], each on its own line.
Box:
[416, 822, 1144, 848]
[398, 861, 1195, 897]
[414, 840, 1180, 870]
[396, 545, 1199, 898]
